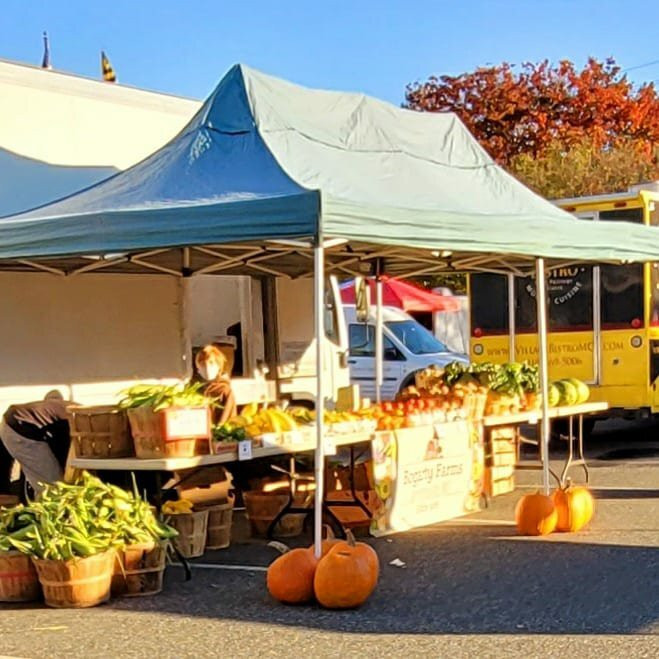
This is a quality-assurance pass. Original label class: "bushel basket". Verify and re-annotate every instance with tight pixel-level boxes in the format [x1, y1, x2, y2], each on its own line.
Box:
[167, 509, 209, 558]
[112, 541, 167, 597]
[0, 551, 41, 602]
[201, 499, 234, 550]
[32, 550, 115, 608]
[243, 490, 312, 538]
[68, 405, 133, 458]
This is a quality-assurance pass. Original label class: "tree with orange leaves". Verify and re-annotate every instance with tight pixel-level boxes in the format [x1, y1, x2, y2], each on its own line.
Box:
[405, 58, 659, 197]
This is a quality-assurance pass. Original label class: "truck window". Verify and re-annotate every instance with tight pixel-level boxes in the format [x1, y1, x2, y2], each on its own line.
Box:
[515, 267, 594, 332]
[386, 320, 448, 354]
[348, 324, 402, 360]
[600, 264, 643, 329]
[599, 208, 644, 329]
[470, 274, 508, 335]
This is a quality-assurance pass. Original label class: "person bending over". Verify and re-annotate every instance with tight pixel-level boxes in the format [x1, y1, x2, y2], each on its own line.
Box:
[0, 390, 72, 495]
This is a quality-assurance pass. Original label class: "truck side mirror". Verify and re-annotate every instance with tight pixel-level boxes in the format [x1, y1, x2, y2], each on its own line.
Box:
[355, 276, 370, 323]
[340, 350, 350, 369]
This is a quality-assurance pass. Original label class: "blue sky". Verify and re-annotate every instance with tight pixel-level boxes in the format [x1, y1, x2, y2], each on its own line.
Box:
[2, 0, 659, 103]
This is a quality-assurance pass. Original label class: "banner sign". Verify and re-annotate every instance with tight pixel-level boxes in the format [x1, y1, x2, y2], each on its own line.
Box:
[370, 420, 483, 536]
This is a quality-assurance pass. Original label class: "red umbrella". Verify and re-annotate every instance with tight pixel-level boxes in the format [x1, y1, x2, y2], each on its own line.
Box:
[340, 276, 460, 312]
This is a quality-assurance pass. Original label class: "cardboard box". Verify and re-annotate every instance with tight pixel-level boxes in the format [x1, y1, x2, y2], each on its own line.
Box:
[174, 466, 233, 507]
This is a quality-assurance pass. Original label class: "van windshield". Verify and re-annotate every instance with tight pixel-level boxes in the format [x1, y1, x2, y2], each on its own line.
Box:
[386, 320, 448, 354]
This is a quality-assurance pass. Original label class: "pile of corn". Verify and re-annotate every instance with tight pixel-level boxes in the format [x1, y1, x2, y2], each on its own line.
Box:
[0, 472, 176, 560]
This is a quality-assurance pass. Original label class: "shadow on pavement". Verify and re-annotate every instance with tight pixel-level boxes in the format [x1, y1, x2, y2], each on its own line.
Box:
[102, 524, 659, 635]
[590, 488, 659, 500]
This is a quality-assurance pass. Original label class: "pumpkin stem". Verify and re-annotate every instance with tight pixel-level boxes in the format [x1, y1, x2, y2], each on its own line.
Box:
[345, 529, 356, 547]
[323, 524, 335, 540]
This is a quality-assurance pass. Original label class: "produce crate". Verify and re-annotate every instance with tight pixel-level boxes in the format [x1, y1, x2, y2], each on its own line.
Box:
[484, 426, 517, 498]
[68, 405, 133, 459]
[127, 406, 210, 459]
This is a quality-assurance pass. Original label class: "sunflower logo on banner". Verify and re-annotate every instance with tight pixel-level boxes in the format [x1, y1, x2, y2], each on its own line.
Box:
[101, 51, 116, 83]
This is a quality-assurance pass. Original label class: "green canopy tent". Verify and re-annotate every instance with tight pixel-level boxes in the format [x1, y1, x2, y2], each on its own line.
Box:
[3, 64, 659, 551]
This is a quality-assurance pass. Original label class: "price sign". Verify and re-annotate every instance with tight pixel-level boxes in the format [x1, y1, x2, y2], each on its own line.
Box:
[238, 440, 253, 461]
[324, 437, 337, 456]
[162, 407, 210, 441]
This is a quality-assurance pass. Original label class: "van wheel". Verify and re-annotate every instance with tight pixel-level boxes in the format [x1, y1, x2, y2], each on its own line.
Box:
[398, 374, 417, 397]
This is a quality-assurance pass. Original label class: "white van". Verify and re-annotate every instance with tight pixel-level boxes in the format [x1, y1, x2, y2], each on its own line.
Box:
[343, 305, 469, 401]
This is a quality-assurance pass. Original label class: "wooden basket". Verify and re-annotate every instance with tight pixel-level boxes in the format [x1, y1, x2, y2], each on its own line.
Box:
[127, 407, 207, 459]
[32, 550, 115, 608]
[201, 499, 234, 550]
[167, 510, 209, 558]
[68, 405, 134, 459]
[112, 541, 167, 597]
[0, 495, 19, 509]
[0, 551, 41, 602]
[243, 490, 311, 538]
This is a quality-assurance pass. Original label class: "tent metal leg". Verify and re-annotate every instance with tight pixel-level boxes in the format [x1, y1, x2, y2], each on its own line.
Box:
[375, 274, 384, 404]
[313, 236, 325, 558]
[535, 258, 551, 496]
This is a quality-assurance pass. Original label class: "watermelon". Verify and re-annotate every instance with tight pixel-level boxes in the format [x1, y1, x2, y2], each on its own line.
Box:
[554, 380, 579, 406]
[547, 383, 560, 407]
[565, 378, 590, 404]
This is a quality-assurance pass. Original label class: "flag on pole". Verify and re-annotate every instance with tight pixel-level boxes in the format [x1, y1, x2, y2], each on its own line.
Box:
[101, 51, 116, 82]
[41, 32, 52, 69]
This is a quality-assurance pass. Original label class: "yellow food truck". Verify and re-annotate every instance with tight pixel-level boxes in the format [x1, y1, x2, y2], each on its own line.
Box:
[469, 183, 659, 424]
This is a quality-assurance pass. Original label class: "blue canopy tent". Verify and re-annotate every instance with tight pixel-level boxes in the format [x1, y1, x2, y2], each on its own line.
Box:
[4, 64, 659, 551]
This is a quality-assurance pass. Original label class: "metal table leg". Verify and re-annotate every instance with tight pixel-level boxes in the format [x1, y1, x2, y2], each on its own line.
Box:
[513, 420, 561, 486]
[560, 414, 589, 485]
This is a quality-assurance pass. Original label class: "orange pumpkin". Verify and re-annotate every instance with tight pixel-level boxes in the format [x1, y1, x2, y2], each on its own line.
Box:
[266, 548, 318, 604]
[313, 531, 379, 609]
[308, 525, 342, 559]
[552, 485, 594, 532]
[514, 492, 558, 536]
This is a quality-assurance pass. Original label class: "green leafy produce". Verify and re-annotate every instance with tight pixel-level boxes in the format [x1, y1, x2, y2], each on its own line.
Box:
[0, 472, 177, 560]
[441, 361, 539, 395]
[212, 423, 247, 444]
[118, 382, 210, 411]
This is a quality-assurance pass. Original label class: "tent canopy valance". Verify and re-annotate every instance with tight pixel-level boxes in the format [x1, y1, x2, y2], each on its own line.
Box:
[2, 64, 659, 277]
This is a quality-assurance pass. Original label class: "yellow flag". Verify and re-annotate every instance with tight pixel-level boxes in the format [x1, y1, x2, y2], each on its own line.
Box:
[101, 51, 116, 83]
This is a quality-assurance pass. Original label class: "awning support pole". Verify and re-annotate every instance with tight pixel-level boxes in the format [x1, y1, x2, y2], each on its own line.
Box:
[535, 258, 551, 495]
[375, 260, 384, 404]
[313, 232, 325, 559]
[507, 273, 516, 360]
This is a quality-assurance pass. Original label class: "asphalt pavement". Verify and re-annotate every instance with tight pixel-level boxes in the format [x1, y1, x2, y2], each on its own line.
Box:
[0, 420, 657, 658]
